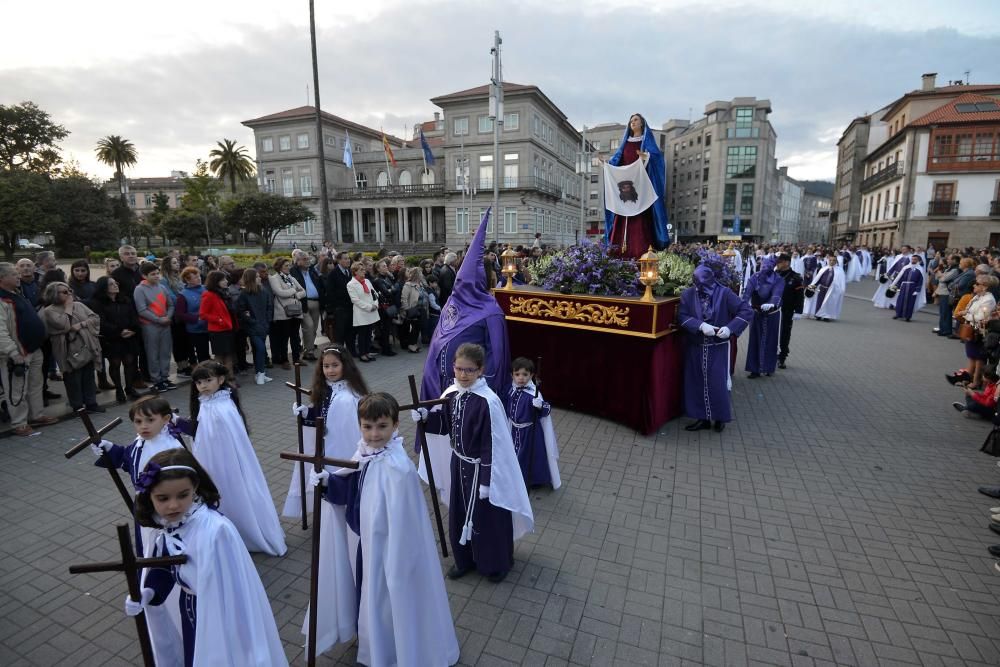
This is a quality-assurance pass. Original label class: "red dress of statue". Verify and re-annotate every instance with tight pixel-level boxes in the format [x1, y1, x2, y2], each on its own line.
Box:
[608, 139, 655, 258]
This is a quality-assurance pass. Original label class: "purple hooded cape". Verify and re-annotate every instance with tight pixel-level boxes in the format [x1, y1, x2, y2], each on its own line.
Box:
[420, 208, 511, 402]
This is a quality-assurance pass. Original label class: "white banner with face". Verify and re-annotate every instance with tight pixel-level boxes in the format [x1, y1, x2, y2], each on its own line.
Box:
[603, 159, 658, 218]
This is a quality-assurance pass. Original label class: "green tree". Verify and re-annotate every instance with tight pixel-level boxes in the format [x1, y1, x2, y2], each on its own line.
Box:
[160, 208, 211, 252]
[0, 101, 69, 174]
[49, 174, 117, 254]
[181, 160, 223, 245]
[223, 192, 313, 253]
[148, 191, 171, 245]
[95, 135, 138, 199]
[0, 170, 56, 260]
[208, 139, 256, 194]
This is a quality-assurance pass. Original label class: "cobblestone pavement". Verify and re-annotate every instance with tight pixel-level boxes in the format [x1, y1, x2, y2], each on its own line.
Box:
[3, 279, 1000, 666]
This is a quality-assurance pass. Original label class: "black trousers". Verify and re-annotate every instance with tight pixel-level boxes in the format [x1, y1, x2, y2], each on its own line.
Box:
[779, 309, 795, 361]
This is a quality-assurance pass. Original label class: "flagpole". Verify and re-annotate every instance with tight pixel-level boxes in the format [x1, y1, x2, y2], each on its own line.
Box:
[381, 128, 393, 187]
[309, 0, 331, 242]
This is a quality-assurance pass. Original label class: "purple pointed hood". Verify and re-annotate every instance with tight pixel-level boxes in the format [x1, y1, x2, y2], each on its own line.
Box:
[420, 208, 511, 401]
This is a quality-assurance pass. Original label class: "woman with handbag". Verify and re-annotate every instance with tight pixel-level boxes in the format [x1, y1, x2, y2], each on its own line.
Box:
[269, 257, 306, 370]
[41, 281, 104, 413]
[87, 276, 142, 403]
[371, 260, 398, 357]
[949, 275, 998, 389]
[400, 267, 428, 353]
[933, 255, 960, 336]
[346, 261, 379, 362]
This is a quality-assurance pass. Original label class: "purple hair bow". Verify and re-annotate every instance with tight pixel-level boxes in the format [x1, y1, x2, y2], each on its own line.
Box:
[135, 462, 162, 495]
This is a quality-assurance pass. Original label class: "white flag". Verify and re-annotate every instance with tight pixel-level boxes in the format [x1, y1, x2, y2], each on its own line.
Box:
[603, 160, 658, 218]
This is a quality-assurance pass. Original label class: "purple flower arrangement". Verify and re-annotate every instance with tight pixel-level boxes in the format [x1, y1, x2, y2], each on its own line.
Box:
[534, 240, 641, 297]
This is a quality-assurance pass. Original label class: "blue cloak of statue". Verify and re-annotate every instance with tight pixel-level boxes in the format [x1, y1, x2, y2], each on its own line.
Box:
[603, 116, 670, 249]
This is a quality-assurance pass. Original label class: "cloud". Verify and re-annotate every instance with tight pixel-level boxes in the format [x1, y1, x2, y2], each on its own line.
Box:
[2, 2, 998, 184]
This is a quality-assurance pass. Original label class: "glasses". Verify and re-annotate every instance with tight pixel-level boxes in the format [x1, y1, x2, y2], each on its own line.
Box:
[453, 365, 480, 375]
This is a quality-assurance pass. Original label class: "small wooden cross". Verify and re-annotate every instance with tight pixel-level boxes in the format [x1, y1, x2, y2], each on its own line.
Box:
[279, 416, 358, 667]
[68, 524, 187, 667]
[65, 410, 133, 513]
[399, 374, 451, 559]
[284, 363, 310, 530]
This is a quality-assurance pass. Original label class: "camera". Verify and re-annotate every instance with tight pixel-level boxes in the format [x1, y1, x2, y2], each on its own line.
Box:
[7, 359, 27, 378]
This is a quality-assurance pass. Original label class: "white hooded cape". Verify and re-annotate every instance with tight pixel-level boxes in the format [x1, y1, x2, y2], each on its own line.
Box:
[805, 265, 846, 320]
[517, 381, 561, 490]
[143, 504, 288, 667]
[333, 437, 460, 667]
[192, 389, 286, 556]
[419, 378, 535, 541]
[873, 253, 910, 308]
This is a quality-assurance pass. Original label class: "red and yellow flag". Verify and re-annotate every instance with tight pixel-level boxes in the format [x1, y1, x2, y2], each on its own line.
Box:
[381, 131, 397, 167]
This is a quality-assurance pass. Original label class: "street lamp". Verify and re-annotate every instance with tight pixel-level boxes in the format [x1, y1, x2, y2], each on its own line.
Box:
[575, 126, 592, 244]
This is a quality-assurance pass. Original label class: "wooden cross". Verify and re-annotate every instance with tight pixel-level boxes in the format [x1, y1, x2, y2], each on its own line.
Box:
[399, 374, 451, 559]
[284, 362, 310, 530]
[65, 410, 133, 513]
[279, 415, 358, 667]
[68, 524, 187, 667]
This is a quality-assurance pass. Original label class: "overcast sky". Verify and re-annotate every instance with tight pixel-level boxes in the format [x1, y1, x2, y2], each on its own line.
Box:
[3, 0, 999, 183]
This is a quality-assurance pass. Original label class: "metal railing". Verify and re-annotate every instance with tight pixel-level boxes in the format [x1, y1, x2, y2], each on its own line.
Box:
[448, 176, 563, 199]
[329, 183, 445, 199]
[927, 200, 959, 216]
[860, 161, 903, 192]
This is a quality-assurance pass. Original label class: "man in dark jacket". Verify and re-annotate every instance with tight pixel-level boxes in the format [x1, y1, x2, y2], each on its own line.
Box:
[324, 252, 354, 353]
[291, 250, 325, 360]
[775, 253, 804, 369]
[438, 252, 457, 306]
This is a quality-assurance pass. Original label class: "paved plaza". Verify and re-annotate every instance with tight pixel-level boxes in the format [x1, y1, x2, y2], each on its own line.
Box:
[3, 279, 1000, 666]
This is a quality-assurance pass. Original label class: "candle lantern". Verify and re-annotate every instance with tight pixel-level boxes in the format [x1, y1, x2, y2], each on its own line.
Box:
[500, 247, 519, 290]
[638, 246, 659, 302]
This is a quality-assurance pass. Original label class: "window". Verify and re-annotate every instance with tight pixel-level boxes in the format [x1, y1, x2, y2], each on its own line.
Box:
[589, 190, 599, 200]
[355, 171, 367, 189]
[504, 152, 518, 161]
[703, 167, 709, 180]
[453, 117, 469, 136]
[503, 163, 518, 188]
[740, 183, 754, 215]
[590, 174, 599, 184]
[303, 218, 315, 235]
[533, 114, 541, 137]
[610, 138, 620, 151]
[504, 112, 519, 130]
[421, 169, 435, 185]
[931, 129, 998, 167]
[128, 194, 136, 206]
[299, 167, 312, 196]
[701, 185, 708, 199]
[262, 137, 273, 152]
[144, 194, 152, 207]
[705, 134, 711, 146]
[279, 135, 291, 151]
[704, 150, 710, 164]
[726, 146, 757, 178]
[297, 133, 309, 149]
[282, 168, 294, 196]
[478, 116, 494, 133]
[479, 155, 493, 189]
[398, 170, 412, 186]
[325, 135, 336, 147]
[504, 207, 517, 234]
[264, 169, 276, 193]
[455, 208, 469, 234]
[723, 183, 737, 215]
[376, 171, 389, 187]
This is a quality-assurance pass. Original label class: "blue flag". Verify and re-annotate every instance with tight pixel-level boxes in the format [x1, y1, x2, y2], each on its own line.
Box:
[732, 214, 741, 235]
[343, 130, 354, 168]
[419, 129, 435, 166]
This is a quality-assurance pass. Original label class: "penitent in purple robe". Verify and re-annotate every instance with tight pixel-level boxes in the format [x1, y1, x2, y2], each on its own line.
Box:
[743, 259, 784, 374]
[678, 271, 753, 423]
[503, 384, 552, 487]
[814, 266, 835, 312]
[426, 391, 513, 577]
[894, 265, 924, 320]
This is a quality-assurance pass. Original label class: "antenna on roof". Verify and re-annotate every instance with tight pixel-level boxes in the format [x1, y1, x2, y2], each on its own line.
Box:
[965, 69, 971, 85]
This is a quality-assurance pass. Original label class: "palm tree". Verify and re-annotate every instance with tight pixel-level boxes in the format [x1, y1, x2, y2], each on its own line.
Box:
[209, 139, 256, 194]
[95, 135, 138, 198]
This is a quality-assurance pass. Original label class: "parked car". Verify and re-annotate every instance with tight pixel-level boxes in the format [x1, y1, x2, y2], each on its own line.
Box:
[18, 240, 43, 249]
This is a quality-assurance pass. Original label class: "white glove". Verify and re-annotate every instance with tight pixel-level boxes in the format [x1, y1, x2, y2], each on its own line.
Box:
[699, 322, 716, 336]
[124, 587, 154, 617]
[292, 402, 309, 417]
[761, 303, 774, 312]
[716, 326, 732, 340]
[410, 408, 428, 422]
[532, 396, 544, 409]
[90, 439, 114, 456]
[478, 485, 490, 499]
[308, 468, 330, 487]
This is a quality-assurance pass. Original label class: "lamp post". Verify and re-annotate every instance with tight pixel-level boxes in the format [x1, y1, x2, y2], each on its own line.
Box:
[576, 126, 591, 244]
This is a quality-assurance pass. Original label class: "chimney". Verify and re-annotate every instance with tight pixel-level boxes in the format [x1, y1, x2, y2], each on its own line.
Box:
[921, 72, 937, 91]
[434, 112, 440, 121]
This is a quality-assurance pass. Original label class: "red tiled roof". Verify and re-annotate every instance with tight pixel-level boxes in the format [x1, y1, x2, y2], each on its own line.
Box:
[909, 92, 1000, 126]
[430, 82, 535, 103]
[241, 106, 405, 144]
[879, 84, 1000, 120]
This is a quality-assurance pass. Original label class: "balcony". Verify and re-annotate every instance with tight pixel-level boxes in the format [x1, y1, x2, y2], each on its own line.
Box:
[991, 200, 1000, 217]
[330, 183, 445, 200]
[447, 176, 563, 200]
[860, 161, 904, 192]
[927, 200, 959, 216]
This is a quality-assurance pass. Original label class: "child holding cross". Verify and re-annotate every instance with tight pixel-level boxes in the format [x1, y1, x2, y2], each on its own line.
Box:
[310, 392, 459, 666]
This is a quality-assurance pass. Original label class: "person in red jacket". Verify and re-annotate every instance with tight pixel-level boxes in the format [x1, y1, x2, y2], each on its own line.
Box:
[199, 270, 235, 378]
[954, 367, 1000, 419]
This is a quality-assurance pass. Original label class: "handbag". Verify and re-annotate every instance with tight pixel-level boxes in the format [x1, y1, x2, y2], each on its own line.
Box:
[885, 285, 898, 299]
[981, 427, 1000, 456]
[958, 322, 977, 342]
[63, 330, 95, 371]
[282, 299, 303, 318]
[804, 285, 817, 299]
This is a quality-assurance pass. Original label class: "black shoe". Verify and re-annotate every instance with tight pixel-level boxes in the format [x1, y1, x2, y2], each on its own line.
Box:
[446, 565, 471, 580]
[747, 372, 760, 379]
[989, 545, 1000, 557]
[778, 360, 787, 369]
[990, 523, 1000, 537]
[487, 570, 508, 583]
[115, 390, 127, 404]
[892, 316, 899, 320]
[713, 421, 725, 432]
[685, 419, 711, 431]
[43, 390, 61, 400]
[126, 390, 143, 400]
[980, 486, 1000, 499]
[953, 402, 967, 413]
[85, 404, 106, 414]
[97, 378, 115, 391]
[161, 380, 178, 391]
[382, 350, 397, 357]
[177, 366, 192, 377]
